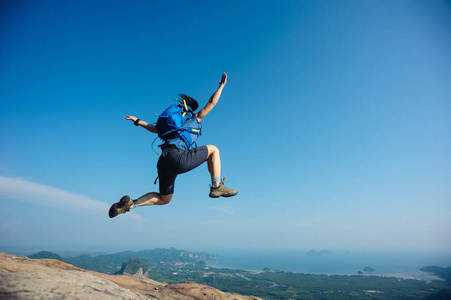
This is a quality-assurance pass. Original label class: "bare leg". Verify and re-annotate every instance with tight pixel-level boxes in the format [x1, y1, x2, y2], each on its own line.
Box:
[206, 145, 221, 178]
[205, 144, 237, 197]
[134, 192, 173, 207]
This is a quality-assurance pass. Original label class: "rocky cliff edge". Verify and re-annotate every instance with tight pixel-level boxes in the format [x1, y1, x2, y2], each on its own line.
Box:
[0, 252, 262, 300]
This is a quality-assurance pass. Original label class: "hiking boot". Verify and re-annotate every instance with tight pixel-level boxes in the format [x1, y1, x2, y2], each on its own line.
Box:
[209, 178, 238, 198]
[109, 195, 133, 218]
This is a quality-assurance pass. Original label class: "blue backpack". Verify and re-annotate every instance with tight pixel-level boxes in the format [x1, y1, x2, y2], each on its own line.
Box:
[154, 100, 201, 150]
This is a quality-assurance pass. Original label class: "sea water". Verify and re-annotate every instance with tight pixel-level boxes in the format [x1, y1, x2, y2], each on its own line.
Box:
[205, 249, 451, 280]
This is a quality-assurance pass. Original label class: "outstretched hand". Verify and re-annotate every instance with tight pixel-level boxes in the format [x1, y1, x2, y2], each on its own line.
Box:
[125, 116, 138, 122]
[219, 73, 227, 87]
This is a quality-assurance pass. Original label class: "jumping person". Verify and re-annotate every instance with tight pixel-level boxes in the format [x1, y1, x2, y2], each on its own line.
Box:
[109, 73, 237, 218]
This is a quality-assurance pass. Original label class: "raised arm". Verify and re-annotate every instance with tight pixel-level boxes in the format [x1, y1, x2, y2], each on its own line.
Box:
[196, 73, 227, 122]
[125, 116, 157, 133]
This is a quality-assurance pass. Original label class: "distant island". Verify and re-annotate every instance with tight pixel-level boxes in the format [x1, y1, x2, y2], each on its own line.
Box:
[305, 250, 333, 257]
[356, 267, 375, 275]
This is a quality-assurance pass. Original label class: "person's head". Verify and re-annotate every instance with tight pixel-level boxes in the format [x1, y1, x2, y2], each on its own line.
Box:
[179, 94, 199, 112]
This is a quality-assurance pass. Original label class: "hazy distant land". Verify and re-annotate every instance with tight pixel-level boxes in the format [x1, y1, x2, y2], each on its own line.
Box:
[25, 248, 451, 299]
[305, 249, 333, 257]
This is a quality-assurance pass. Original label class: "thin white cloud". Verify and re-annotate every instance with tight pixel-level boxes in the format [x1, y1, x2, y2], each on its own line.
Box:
[1, 217, 21, 229]
[0, 176, 109, 213]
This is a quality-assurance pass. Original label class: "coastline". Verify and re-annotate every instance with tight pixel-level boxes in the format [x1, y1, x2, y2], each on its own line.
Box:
[206, 262, 445, 282]
[206, 261, 445, 282]
[205, 250, 450, 282]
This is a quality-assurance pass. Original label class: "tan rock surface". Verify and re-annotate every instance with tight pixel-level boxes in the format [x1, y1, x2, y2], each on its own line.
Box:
[0, 252, 81, 273]
[0, 253, 262, 300]
[0, 270, 149, 300]
[164, 281, 262, 300]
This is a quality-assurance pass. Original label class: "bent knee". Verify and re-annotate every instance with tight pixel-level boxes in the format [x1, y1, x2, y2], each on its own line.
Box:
[206, 145, 219, 155]
[160, 194, 173, 204]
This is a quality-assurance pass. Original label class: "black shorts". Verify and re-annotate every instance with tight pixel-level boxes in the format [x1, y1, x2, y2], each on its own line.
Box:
[157, 146, 208, 195]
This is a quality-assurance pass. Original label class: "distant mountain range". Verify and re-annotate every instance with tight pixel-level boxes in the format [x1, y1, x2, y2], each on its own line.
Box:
[27, 248, 216, 275]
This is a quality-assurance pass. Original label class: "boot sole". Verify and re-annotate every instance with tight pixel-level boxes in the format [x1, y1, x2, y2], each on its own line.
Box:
[109, 204, 120, 218]
[209, 192, 238, 198]
[109, 196, 132, 218]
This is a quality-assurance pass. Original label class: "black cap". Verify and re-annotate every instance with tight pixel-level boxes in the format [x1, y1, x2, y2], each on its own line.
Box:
[180, 94, 199, 112]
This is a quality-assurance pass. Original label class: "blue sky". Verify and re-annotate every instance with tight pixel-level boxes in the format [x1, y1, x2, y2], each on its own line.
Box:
[0, 0, 450, 255]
